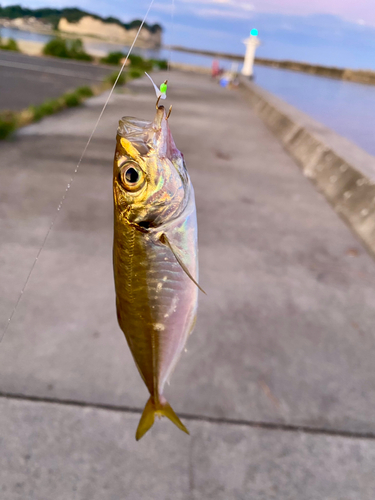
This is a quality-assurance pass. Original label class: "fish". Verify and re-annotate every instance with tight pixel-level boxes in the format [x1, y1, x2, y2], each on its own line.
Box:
[113, 101, 202, 440]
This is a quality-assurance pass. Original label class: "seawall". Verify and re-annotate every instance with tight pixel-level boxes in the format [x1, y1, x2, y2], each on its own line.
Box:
[239, 77, 375, 256]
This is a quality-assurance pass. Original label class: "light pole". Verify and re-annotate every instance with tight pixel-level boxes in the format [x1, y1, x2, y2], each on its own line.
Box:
[242, 29, 260, 79]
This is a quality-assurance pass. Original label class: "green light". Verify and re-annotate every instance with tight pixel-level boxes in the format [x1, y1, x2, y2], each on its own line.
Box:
[250, 28, 258, 36]
[160, 82, 167, 94]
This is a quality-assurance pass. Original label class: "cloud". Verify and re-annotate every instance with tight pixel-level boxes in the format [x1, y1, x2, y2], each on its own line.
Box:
[197, 7, 254, 19]
[181, 0, 254, 9]
[181, 0, 255, 21]
[222, 0, 255, 10]
[152, 2, 175, 14]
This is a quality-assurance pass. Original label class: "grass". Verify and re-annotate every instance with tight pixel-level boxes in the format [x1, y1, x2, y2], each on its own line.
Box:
[63, 92, 81, 107]
[0, 112, 17, 139]
[43, 37, 93, 61]
[128, 67, 143, 79]
[151, 59, 168, 70]
[100, 51, 168, 72]
[29, 99, 63, 121]
[75, 86, 94, 98]
[103, 53, 168, 87]
[106, 71, 126, 86]
[128, 54, 152, 71]
[0, 37, 20, 52]
[100, 51, 124, 65]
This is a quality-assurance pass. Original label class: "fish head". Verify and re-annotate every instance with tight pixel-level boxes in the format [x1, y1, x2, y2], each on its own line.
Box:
[114, 106, 190, 228]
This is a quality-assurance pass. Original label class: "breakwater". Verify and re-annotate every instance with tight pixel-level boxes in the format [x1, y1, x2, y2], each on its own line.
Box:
[240, 76, 375, 257]
[255, 58, 375, 86]
[168, 45, 243, 62]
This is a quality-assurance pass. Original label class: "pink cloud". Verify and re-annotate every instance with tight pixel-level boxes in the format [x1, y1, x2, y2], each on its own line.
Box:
[252, 0, 375, 23]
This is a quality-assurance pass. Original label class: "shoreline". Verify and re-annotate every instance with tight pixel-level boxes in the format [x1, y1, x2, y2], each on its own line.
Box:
[0, 24, 161, 50]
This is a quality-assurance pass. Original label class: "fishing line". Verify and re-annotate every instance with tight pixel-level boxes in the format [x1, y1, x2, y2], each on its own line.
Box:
[167, 0, 176, 73]
[0, 0, 156, 343]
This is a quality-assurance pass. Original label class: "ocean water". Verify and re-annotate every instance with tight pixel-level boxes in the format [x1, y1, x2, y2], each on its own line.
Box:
[253, 65, 375, 157]
[0, 26, 52, 42]
[0, 26, 234, 69]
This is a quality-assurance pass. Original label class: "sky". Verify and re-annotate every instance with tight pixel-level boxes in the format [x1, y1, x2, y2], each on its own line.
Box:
[2, 0, 375, 68]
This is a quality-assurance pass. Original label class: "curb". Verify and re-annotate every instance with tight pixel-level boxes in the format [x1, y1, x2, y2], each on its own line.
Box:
[239, 77, 375, 257]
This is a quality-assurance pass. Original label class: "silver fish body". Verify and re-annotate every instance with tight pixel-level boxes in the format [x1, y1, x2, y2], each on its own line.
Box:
[113, 105, 199, 439]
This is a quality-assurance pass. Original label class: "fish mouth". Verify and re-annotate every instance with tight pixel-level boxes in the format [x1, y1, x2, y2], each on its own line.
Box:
[118, 107, 177, 159]
[118, 116, 152, 155]
[118, 117, 151, 137]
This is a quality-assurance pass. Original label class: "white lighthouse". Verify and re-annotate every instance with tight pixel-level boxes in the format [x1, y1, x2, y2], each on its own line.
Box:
[242, 29, 260, 78]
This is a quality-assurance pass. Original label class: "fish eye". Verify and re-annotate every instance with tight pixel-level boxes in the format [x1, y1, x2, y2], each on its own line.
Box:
[119, 162, 145, 192]
[125, 167, 139, 184]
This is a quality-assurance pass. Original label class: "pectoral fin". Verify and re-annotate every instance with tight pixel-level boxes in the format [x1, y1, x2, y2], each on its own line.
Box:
[160, 233, 206, 294]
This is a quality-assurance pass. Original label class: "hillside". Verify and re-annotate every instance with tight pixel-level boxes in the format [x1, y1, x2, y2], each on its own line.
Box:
[58, 16, 161, 47]
[0, 5, 162, 34]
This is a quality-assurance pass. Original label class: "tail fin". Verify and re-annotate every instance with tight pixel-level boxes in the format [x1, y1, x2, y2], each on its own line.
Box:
[135, 396, 189, 441]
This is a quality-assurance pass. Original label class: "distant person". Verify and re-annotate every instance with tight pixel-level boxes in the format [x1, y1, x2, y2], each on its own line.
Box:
[212, 59, 220, 78]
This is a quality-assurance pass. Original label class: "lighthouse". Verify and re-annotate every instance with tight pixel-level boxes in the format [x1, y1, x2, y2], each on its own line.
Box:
[242, 29, 260, 79]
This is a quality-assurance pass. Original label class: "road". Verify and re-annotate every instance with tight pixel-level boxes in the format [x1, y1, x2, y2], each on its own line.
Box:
[0, 71, 375, 499]
[0, 50, 114, 111]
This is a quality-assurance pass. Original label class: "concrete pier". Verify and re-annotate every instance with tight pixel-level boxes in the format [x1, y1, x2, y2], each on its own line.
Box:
[1, 71, 375, 499]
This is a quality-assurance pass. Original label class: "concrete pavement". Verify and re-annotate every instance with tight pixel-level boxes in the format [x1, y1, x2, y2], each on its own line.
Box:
[1, 71, 375, 498]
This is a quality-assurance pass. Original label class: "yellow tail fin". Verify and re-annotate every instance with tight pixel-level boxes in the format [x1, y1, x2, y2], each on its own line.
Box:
[135, 396, 189, 441]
